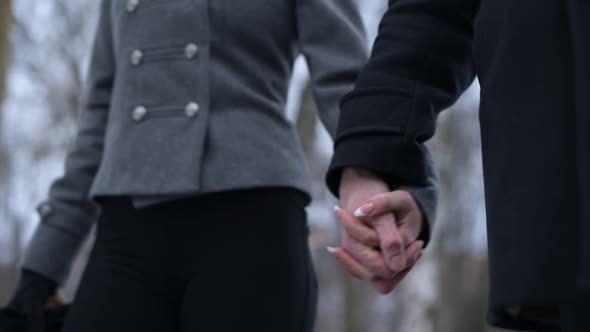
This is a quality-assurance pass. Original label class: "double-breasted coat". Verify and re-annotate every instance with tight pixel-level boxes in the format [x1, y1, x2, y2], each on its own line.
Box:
[23, 0, 379, 285]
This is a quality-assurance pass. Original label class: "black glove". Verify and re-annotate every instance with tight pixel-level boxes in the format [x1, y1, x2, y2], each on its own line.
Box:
[0, 308, 27, 331]
[2, 269, 58, 332]
[8, 270, 58, 316]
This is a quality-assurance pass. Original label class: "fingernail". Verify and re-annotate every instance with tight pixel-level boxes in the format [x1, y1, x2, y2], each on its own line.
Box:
[333, 205, 342, 212]
[354, 202, 374, 217]
[326, 246, 338, 253]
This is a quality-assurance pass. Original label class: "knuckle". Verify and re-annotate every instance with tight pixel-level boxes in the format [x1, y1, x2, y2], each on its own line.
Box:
[364, 253, 394, 278]
[364, 255, 381, 269]
[371, 265, 392, 279]
[374, 192, 390, 205]
[365, 249, 380, 262]
[396, 190, 413, 206]
[382, 269, 397, 279]
[398, 189, 412, 200]
[344, 266, 362, 280]
[341, 237, 351, 248]
[347, 246, 365, 262]
[361, 233, 378, 246]
[342, 241, 356, 253]
[383, 237, 402, 252]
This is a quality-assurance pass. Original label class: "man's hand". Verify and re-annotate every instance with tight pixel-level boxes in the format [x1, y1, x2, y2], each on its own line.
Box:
[329, 167, 425, 294]
[330, 207, 424, 294]
[354, 190, 425, 254]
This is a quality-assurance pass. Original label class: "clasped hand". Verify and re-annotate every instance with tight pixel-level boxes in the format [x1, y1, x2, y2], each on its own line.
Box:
[329, 168, 424, 294]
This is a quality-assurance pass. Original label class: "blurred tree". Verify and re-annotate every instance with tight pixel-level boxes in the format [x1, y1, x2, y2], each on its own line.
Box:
[296, 85, 317, 156]
[0, 0, 15, 305]
[0, 0, 99, 303]
[11, 0, 98, 154]
[0, 0, 9, 101]
[0, 0, 11, 182]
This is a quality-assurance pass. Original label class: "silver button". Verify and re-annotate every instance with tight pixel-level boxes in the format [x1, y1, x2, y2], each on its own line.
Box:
[185, 102, 200, 117]
[127, 0, 139, 13]
[37, 202, 53, 218]
[132, 106, 147, 122]
[185, 43, 199, 59]
[130, 49, 143, 66]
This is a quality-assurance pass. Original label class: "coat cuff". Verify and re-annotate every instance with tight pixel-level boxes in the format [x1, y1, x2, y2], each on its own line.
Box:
[326, 134, 438, 246]
[398, 184, 438, 247]
[21, 203, 91, 285]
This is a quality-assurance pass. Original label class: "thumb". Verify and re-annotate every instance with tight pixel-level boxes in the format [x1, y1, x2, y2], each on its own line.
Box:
[353, 190, 415, 219]
[370, 213, 407, 272]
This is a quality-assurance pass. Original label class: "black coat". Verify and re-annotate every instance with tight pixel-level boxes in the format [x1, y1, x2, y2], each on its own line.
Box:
[327, 0, 590, 329]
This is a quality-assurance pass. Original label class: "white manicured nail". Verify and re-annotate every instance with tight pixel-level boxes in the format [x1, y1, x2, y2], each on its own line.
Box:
[354, 207, 368, 217]
[333, 205, 342, 212]
[326, 246, 338, 253]
[354, 202, 374, 217]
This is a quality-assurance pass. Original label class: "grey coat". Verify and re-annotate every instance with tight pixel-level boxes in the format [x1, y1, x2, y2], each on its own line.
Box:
[23, 0, 437, 285]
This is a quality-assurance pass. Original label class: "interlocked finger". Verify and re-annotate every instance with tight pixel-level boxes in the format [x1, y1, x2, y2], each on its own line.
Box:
[334, 206, 379, 247]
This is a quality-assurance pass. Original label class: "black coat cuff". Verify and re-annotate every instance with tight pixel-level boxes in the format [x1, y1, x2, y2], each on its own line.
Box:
[326, 134, 438, 246]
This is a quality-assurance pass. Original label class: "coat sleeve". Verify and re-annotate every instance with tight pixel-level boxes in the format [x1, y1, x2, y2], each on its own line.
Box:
[326, 0, 480, 245]
[294, 0, 368, 138]
[22, 0, 114, 284]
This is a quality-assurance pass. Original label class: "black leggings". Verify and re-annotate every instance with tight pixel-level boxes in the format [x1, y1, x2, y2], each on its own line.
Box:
[558, 296, 590, 332]
[63, 189, 317, 332]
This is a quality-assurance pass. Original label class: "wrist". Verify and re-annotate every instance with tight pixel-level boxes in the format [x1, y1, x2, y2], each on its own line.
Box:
[340, 167, 384, 195]
[341, 167, 381, 181]
[339, 167, 391, 211]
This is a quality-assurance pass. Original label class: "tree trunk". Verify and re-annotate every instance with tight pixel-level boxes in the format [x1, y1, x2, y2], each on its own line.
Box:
[0, 0, 10, 102]
[0, 0, 16, 305]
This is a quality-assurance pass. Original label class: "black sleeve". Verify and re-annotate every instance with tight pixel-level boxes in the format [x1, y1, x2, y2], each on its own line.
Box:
[326, 0, 480, 244]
